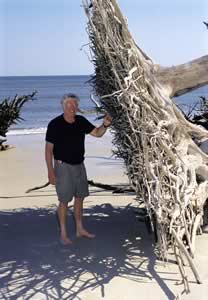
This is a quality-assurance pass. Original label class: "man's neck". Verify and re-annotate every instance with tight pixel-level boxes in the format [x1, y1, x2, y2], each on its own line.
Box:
[63, 114, 76, 123]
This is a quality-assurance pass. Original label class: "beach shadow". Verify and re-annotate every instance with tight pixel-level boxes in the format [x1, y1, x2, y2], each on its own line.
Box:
[0, 204, 176, 300]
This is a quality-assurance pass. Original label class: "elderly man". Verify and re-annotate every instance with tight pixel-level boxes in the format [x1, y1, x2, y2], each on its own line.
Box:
[45, 93, 111, 245]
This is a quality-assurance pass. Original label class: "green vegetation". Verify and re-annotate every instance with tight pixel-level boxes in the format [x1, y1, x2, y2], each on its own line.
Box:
[0, 92, 36, 137]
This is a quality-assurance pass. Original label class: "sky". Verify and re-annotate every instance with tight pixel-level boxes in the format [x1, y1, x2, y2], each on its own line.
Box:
[0, 0, 207, 76]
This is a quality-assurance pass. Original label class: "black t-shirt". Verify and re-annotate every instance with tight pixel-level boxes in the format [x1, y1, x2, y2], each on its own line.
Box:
[45, 114, 95, 164]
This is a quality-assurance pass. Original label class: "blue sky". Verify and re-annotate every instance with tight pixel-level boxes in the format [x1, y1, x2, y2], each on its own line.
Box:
[0, 0, 207, 76]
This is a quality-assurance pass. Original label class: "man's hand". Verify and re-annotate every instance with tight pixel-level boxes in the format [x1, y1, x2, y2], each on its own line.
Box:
[90, 114, 112, 137]
[103, 114, 112, 127]
[48, 170, 56, 185]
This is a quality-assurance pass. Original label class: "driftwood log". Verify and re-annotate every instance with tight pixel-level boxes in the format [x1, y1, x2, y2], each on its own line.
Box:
[82, 0, 208, 293]
[25, 180, 134, 194]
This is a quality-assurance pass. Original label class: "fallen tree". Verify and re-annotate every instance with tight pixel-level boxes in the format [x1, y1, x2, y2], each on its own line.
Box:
[82, 0, 208, 293]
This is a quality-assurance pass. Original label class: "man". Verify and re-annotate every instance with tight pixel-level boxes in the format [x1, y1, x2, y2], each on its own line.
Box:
[45, 93, 112, 245]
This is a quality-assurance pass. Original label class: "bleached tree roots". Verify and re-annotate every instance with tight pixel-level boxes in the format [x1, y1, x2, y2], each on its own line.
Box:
[82, 0, 208, 290]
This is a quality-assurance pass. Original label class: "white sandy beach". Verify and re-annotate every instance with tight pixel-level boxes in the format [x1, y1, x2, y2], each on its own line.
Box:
[0, 133, 208, 300]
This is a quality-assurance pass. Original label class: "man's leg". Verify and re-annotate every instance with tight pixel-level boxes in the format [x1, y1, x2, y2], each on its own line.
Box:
[57, 201, 73, 245]
[74, 197, 95, 238]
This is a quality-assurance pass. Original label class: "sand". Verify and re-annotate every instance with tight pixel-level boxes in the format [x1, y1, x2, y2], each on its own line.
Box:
[0, 133, 208, 300]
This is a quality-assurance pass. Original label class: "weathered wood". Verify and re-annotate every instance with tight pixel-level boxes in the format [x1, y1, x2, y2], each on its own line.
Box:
[174, 245, 190, 294]
[88, 180, 134, 193]
[25, 180, 134, 194]
[155, 55, 208, 98]
[172, 229, 202, 284]
[25, 182, 50, 193]
[82, 0, 208, 290]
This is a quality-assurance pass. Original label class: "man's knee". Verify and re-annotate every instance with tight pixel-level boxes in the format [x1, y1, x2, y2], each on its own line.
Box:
[74, 197, 84, 202]
[58, 201, 69, 208]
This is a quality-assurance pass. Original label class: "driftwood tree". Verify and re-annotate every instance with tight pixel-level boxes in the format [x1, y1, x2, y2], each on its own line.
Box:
[82, 0, 208, 293]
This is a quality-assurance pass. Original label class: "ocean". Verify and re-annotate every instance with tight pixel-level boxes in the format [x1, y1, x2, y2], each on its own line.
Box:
[0, 75, 207, 136]
[0, 75, 95, 136]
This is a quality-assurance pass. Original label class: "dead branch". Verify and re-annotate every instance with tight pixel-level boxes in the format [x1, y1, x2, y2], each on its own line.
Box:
[25, 180, 134, 194]
[155, 55, 208, 98]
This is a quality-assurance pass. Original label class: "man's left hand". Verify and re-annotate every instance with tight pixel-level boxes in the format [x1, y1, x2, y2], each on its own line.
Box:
[103, 114, 112, 128]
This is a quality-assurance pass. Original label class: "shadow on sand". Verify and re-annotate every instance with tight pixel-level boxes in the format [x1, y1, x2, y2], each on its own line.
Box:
[0, 204, 176, 299]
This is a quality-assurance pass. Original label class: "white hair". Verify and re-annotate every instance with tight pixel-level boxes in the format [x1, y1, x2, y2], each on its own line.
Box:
[61, 93, 80, 110]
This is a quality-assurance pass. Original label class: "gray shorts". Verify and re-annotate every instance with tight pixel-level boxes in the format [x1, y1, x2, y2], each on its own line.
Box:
[54, 160, 89, 202]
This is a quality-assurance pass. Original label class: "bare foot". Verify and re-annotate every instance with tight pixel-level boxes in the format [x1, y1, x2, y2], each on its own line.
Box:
[60, 236, 73, 245]
[77, 229, 96, 239]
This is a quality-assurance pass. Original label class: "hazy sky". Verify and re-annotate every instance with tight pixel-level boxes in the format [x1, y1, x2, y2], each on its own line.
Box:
[0, 0, 207, 76]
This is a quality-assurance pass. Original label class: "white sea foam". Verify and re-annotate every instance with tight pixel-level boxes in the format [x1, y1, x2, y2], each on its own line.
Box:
[7, 125, 111, 137]
[7, 127, 47, 136]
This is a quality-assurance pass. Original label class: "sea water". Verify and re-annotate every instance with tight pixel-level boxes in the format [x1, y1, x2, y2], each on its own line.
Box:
[0, 75, 95, 135]
[0, 75, 207, 136]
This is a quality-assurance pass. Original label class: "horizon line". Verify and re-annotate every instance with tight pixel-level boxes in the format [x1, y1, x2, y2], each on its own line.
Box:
[0, 74, 93, 78]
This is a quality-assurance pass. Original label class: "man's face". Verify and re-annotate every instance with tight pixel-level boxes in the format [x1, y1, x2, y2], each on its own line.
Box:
[64, 98, 79, 117]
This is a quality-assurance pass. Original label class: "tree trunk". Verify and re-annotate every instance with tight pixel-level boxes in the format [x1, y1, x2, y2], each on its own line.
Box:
[155, 55, 208, 97]
[82, 0, 208, 289]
